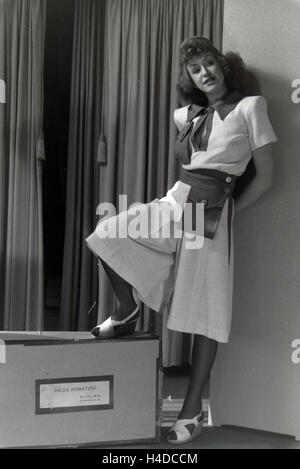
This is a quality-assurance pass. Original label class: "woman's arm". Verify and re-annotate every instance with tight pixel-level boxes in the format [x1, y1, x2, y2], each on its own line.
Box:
[234, 143, 274, 213]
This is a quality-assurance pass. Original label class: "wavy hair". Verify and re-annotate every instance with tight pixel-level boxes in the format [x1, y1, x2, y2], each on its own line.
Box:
[176, 36, 247, 105]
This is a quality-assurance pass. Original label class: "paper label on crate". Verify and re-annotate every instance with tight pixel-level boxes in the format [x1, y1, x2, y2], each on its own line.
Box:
[36, 376, 113, 414]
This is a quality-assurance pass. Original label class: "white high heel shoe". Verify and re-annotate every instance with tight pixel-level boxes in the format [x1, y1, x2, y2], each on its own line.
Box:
[167, 411, 204, 444]
[90, 305, 140, 338]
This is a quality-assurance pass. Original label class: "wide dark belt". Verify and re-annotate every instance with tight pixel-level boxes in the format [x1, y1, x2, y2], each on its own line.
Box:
[179, 168, 237, 261]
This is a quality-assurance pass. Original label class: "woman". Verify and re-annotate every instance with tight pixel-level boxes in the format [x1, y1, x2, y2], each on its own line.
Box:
[85, 36, 277, 444]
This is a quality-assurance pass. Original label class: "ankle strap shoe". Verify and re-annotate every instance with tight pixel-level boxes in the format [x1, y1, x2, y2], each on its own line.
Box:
[167, 411, 204, 444]
[90, 305, 140, 338]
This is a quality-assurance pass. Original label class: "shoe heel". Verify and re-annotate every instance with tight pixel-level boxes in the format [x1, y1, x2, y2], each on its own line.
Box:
[114, 319, 138, 337]
[167, 412, 204, 444]
[90, 307, 140, 339]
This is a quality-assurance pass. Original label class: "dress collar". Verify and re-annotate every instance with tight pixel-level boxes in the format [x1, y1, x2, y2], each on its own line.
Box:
[187, 89, 244, 122]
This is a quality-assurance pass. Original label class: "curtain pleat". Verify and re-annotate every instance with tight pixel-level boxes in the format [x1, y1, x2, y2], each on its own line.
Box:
[61, 0, 223, 366]
[59, 0, 105, 330]
[0, 0, 46, 330]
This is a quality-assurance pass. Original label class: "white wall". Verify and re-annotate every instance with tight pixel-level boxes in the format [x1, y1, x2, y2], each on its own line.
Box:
[210, 0, 300, 439]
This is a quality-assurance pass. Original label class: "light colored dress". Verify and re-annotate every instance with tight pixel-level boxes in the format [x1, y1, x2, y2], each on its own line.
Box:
[86, 95, 277, 343]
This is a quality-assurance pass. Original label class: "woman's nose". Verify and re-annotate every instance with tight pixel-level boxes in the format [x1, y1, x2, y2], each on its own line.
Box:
[201, 70, 211, 81]
[200, 65, 209, 75]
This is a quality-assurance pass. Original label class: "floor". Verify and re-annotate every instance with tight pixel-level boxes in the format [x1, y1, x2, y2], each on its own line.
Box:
[99, 368, 300, 450]
[112, 368, 300, 450]
[102, 425, 300, 450]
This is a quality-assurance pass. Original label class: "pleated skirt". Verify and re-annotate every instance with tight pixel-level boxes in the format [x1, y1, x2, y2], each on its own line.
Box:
[85, 180, 235, 343]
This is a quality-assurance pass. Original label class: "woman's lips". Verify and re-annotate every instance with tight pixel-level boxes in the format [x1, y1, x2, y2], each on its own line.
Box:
[203, 77, 215, 85]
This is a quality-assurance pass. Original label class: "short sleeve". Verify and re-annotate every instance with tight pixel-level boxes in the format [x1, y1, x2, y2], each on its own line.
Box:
[174, 106, 188, 131]
[244, 96, 278, 151]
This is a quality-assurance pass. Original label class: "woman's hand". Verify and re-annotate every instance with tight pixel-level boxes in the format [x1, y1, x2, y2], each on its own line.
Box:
[234, 143, 274, 213]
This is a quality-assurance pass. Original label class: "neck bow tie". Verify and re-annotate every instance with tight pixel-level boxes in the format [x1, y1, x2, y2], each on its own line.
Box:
[187, 104, 215, 122]
[187, 90, 244, 122]
[185, 105, 215, 153]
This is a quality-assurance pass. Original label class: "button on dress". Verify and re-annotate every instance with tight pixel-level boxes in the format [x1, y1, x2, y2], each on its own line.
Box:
[86, 94, 277, 343]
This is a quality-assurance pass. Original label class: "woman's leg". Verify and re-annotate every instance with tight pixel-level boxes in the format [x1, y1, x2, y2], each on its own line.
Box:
[178, 334, 218, 419]
[99, 258, 137, 321]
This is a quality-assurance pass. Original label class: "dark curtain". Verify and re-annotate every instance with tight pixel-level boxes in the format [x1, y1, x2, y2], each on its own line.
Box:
[59, 0, 105, 330]
[0, 0, 46, 330]
[60, 0, 224, 366]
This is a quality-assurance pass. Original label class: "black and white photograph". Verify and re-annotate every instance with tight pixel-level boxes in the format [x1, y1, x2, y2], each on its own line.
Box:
[0, 0, 300, 454]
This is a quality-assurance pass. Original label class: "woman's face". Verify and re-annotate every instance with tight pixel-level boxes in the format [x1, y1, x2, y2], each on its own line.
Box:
[186, 53, 226, 96]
